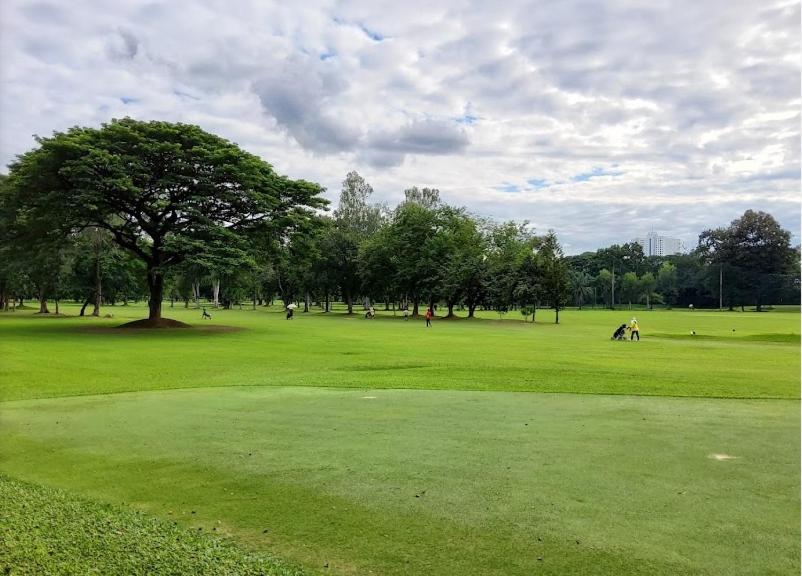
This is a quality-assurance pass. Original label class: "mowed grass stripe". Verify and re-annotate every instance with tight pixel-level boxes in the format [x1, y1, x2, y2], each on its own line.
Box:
[1, 387, 798, 576]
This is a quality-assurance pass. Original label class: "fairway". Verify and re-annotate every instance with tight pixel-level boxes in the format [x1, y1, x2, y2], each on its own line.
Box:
[1, 305, 800, 575]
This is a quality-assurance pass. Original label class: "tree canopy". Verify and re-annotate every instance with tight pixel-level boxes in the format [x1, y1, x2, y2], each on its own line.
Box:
[4, 118, 327, 322]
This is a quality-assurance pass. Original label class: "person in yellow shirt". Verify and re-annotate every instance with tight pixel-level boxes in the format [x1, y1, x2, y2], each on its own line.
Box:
[629, 317, 640, 341]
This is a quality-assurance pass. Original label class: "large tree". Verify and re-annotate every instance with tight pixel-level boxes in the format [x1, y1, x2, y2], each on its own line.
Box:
[485, 221, 534, 314]
[539, 231, 571, 324]
[5, 118, 326, 322]
[437, 207, 486, 318]
[388, 200, 442, 316]
[332, 171, 383, 313]
[699, 210, 795, 311]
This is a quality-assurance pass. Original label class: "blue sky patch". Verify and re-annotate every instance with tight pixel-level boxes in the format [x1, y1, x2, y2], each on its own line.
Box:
[497, 183, 521, 193]
[359, 23, 384, 41]
[572, 166, 623, 182]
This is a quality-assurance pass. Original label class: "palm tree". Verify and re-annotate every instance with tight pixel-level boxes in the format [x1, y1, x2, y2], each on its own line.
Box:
[569, 269, 594, 310]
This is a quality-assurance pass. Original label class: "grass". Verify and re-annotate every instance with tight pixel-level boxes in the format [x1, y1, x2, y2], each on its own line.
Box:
[0, 303, 799, 575]
[0, 475, 303, 575]
[0, 303, 799, 401]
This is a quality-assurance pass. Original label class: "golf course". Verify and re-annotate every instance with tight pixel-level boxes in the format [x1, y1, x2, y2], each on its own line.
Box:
[1, 304, 799, 575]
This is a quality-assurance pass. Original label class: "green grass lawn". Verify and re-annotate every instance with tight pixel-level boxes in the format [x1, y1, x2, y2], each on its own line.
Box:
[1, 303, 799, 575]
[0, 475, 302, 576]
[1, 303, 799, 401]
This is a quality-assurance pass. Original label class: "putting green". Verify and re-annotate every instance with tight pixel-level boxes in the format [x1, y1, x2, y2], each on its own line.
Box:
[1, 386, 798, 575]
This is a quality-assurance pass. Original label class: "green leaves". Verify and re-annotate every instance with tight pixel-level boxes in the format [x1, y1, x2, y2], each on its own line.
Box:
[5, 118, 326, 319]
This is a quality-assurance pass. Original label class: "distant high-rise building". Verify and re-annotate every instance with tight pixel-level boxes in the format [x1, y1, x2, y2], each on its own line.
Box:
[633, 232, 686, 256]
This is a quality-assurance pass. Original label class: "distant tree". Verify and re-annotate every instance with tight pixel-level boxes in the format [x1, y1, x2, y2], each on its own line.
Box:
[638, 271, 657, 309]
[699, 210, 795, 311]
[595, 269, 613, 309]
[437, 208, 487, 317]
[67, 228, 114, 316]
[485, 222, 534, 314]
[311, 219, 340, 312]
[515, 252, 542, 322]
[388, 201, 442, 315]
[621, 271, 639, 310]
[539, 231, 571, 324]
[1, 171, 70, 313]
[333, 171, 383, 313]
[337, 172, 384, 235]
[359, 226, 397, 309]
[4, 118, 325, 323]
[657, 262, 678, 308]
[568, 269, 594, 309]
[403, 186, 441, 209]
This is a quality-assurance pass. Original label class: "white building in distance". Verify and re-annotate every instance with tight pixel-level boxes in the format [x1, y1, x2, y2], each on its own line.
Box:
[633, 232, 686, 256]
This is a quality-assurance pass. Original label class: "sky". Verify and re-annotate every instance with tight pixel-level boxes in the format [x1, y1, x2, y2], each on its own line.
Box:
[0, 0, 799, 254]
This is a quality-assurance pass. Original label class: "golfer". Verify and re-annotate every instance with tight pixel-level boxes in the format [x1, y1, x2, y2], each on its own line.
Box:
[425, 307, 433, 327]
[629, 317, 640, 341]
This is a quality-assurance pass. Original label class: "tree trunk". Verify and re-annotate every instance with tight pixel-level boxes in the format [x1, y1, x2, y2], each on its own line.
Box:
[468, 303, 476, 318]
[325, 291, 330, 312]
[413, 298, 420, 317]
[253, 292, 257, 310]
[80, 298, 91, 316]
[38, 293, 49, 314]
[92, 247, 102, 317]
[555, 306, 560, 324]
[346, 292, 353, 314]
[304, 291, 310, 313]
[184, 298, 189, 308]
[55, 298, 59, 315]
[447, 302, 455, 317]
[611, 269, 615, 309]
[212, 279, 221, 308]
[147, 269, 164, 321]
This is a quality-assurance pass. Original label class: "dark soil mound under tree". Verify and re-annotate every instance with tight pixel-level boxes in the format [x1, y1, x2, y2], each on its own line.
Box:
[117, 318, 192, 329]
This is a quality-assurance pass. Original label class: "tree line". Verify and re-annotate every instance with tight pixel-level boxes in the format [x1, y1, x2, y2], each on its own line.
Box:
[1, 120, 798, 324]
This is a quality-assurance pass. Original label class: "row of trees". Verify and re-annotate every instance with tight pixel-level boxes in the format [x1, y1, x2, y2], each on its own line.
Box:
[292, 177, 573, 322]
[1, 120, 798, 325]
[566, 211, 799, 311]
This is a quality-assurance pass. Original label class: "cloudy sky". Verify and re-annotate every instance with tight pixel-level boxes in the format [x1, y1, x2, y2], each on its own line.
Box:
[1, 0, 799, 253]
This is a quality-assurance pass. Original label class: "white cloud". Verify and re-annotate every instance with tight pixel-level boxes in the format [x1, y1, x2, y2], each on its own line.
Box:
[0, 0, 798, 253]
